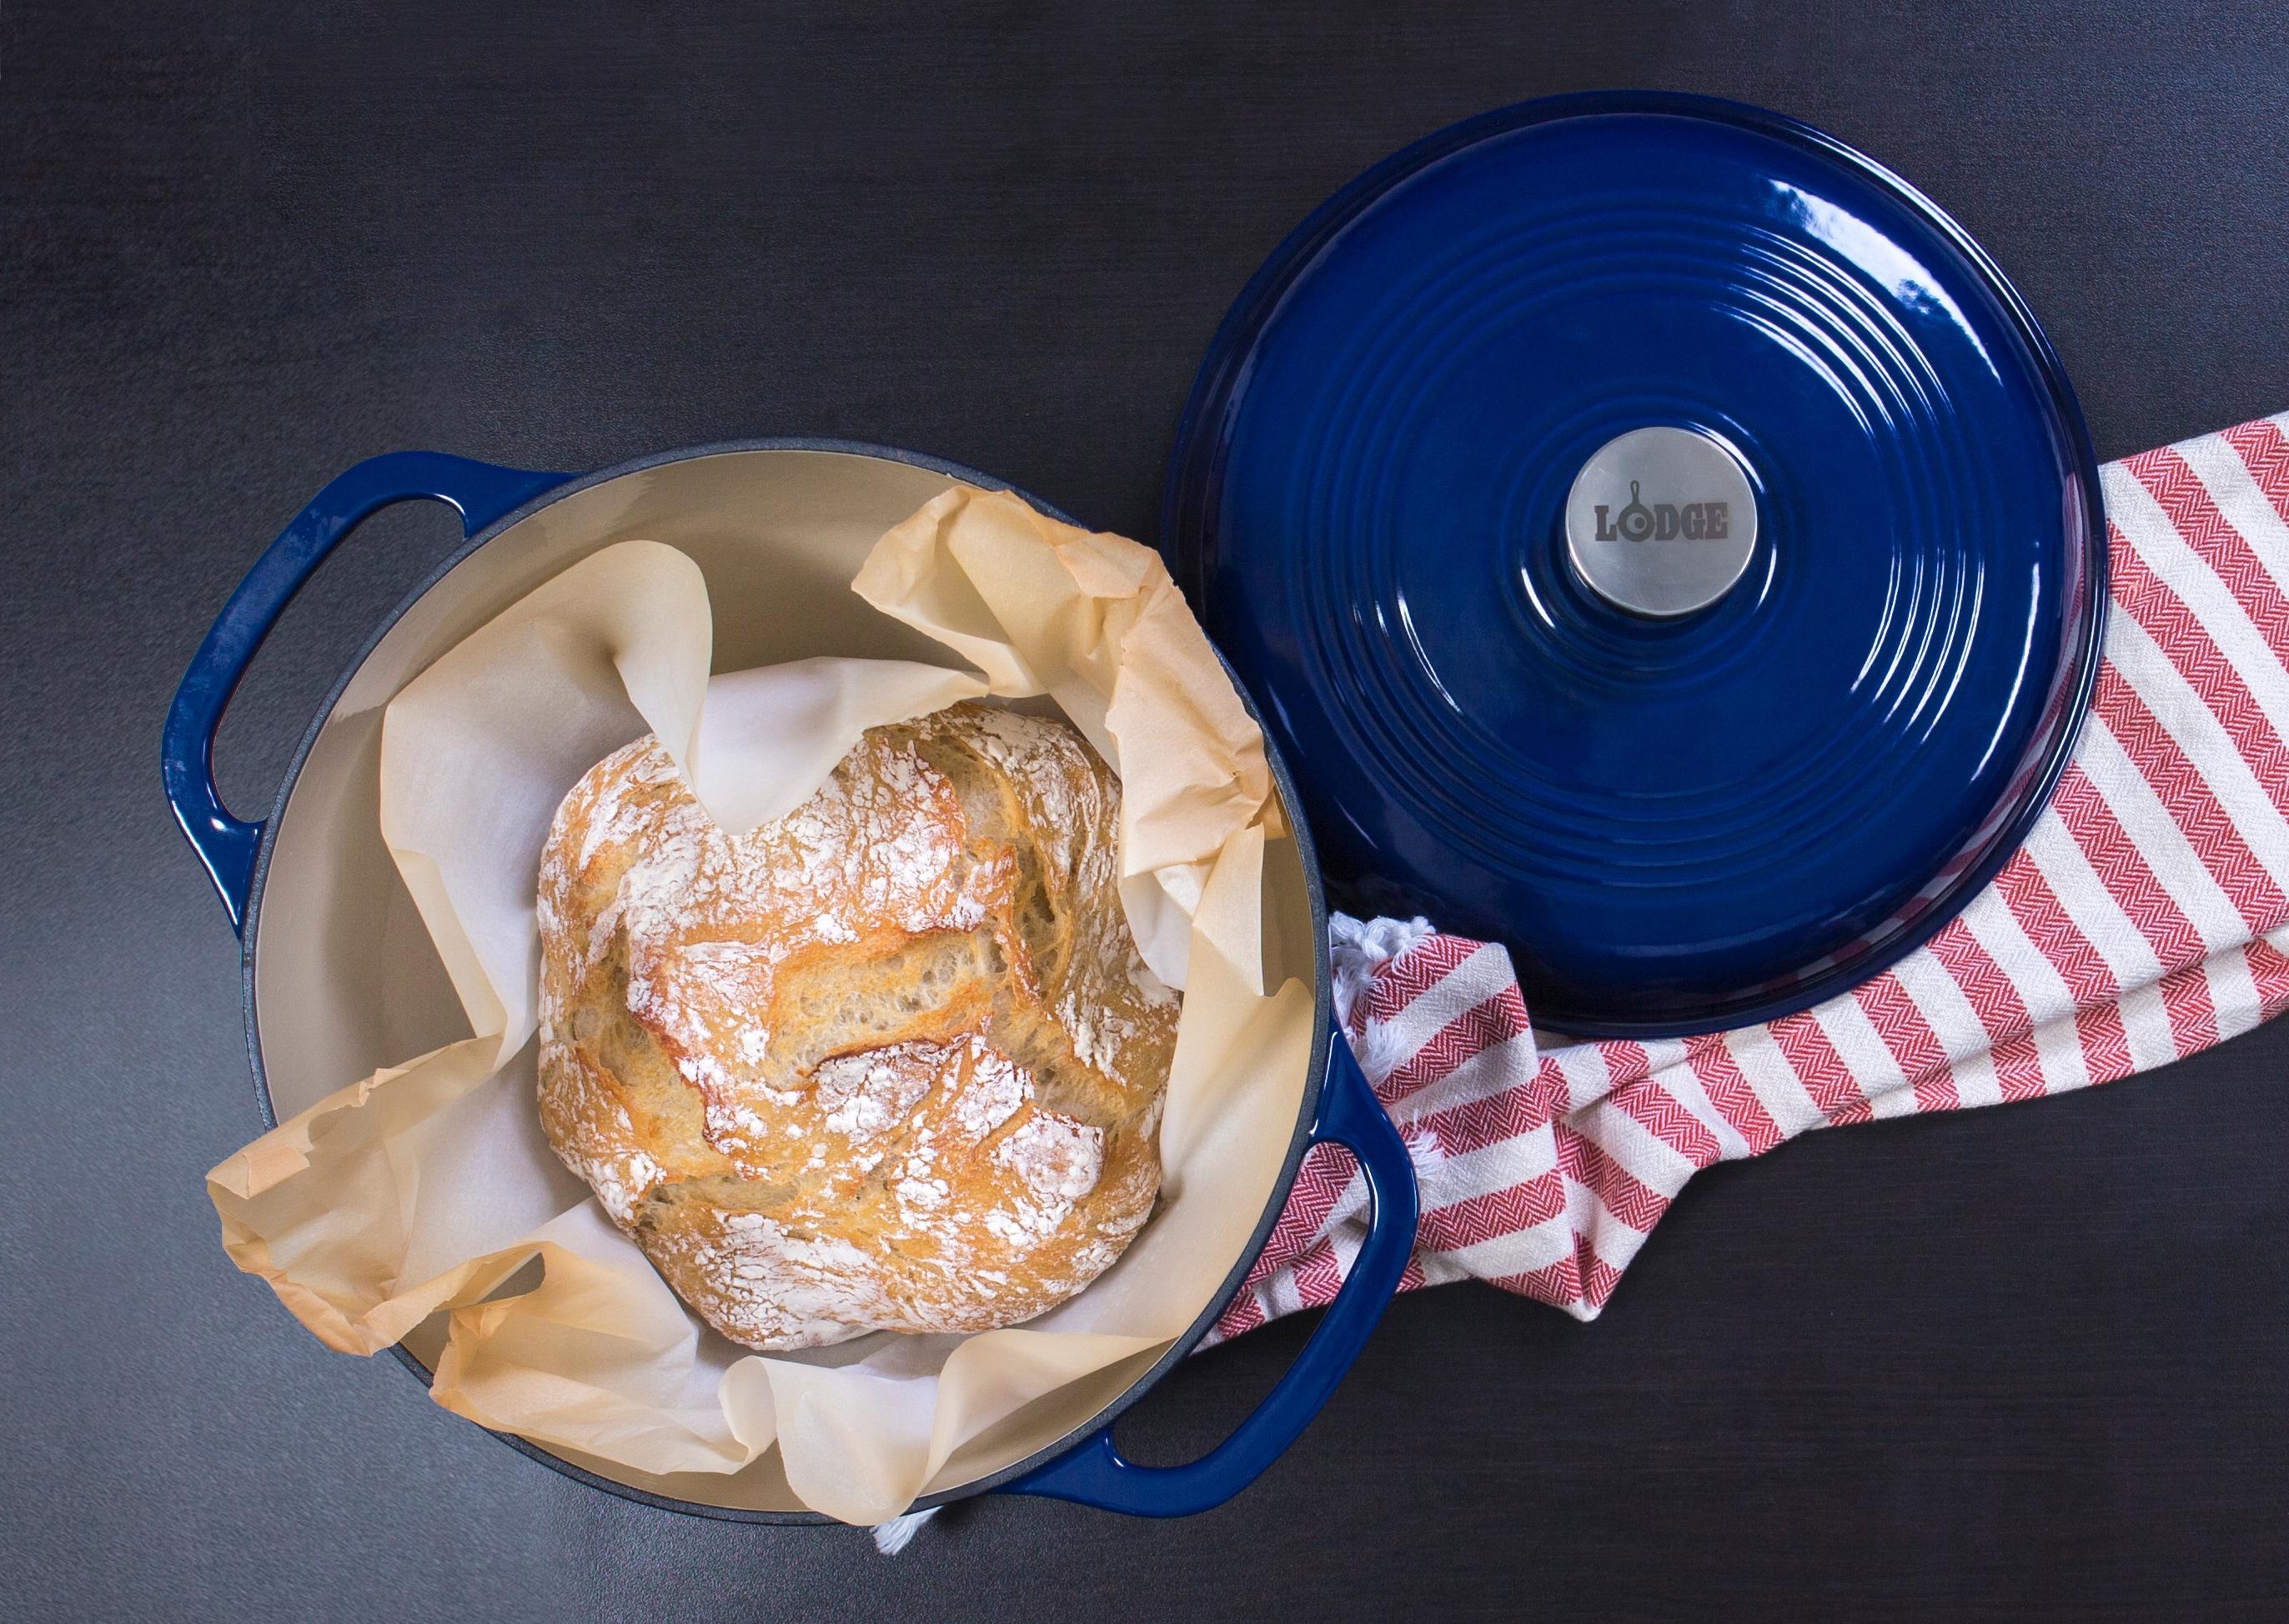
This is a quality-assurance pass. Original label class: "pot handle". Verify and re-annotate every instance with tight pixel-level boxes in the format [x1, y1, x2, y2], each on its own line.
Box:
[161, 452, 574, 933]
[1006, 1031, 1418, 1516]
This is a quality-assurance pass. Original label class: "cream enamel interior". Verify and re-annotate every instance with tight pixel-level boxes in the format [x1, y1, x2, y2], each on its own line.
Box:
[248, 447, 1322, 1514]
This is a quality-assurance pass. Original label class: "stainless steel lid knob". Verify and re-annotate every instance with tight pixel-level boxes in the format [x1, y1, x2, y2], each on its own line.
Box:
[1564, 425, 1759, 618]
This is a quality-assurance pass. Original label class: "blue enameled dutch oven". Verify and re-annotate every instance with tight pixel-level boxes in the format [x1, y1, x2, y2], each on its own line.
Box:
[168, 88, 2107, 1521]
[163, 439, 1418, 1521]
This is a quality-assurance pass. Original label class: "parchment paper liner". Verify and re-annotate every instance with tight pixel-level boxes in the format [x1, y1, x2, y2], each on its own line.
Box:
[208, 487, 1313, 1524]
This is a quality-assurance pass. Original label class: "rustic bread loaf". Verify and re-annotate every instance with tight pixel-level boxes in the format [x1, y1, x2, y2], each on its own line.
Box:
[535, 700, 1179, 1351]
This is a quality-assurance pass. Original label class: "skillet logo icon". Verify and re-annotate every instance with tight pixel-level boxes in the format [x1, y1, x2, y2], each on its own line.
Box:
[1592, 480, 1731, 544]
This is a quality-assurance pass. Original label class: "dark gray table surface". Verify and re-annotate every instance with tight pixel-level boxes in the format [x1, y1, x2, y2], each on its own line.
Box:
[6, 3, 2287, 1619]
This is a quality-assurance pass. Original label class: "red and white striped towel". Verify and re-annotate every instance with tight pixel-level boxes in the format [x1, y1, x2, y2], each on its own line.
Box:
[1209, 412, 2289, 1339]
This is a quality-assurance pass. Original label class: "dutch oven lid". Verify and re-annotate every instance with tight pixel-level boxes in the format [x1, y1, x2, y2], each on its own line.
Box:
[1165, 92, 2105, 1036]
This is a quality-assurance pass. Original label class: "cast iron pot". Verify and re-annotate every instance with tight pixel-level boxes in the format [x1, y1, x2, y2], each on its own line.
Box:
[163, 439, 1418, 1521]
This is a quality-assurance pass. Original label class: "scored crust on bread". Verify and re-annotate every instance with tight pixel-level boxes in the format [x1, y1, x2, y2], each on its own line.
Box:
[535, 700, 1180, 1351]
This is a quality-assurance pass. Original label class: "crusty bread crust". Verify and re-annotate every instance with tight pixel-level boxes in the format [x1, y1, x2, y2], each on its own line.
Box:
[535, 702, 1178, 1351]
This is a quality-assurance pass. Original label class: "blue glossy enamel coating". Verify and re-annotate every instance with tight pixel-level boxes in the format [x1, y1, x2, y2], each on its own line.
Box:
[1009, 1034, 1416, 1515]
[162, 452, 573, 931]
[162, 444, 1418, 1521]
[1167, 93, 2105, 1036]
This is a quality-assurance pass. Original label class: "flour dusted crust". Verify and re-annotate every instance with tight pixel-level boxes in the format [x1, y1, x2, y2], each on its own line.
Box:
[535, 701, 1180, 1351]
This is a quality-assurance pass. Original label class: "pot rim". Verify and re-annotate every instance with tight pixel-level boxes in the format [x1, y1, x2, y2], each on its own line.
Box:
[235, 434, 1336, 1525]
